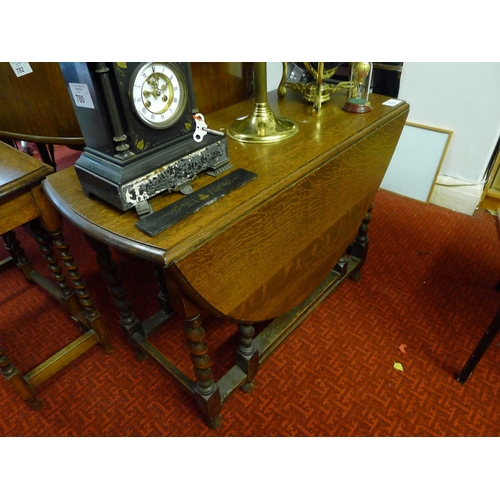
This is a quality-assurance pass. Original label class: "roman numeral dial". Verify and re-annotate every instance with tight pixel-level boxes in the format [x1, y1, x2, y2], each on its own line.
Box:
[131, 62, 187, 129]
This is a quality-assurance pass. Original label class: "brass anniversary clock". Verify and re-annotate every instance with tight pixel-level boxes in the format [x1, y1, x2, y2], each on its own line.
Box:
[59, 62, 231, 212]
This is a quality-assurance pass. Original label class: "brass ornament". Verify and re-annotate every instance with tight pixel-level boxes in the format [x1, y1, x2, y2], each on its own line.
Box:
[277, 62, 352, 116]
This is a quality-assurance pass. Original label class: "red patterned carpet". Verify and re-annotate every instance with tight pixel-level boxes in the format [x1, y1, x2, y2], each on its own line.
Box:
[1, 145, 500, 438]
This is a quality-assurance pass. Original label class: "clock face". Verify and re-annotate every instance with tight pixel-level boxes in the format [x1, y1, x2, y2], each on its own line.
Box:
[130, 62, 187, 129]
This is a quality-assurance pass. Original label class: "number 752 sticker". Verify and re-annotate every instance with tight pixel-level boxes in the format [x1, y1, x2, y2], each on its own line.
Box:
[10, 62, 33, 77]
[68, 82, 95, 109]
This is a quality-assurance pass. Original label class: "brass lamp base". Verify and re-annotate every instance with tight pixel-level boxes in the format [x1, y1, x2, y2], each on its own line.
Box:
[227, 102, 298, 144]
[342, 98, 373, 114]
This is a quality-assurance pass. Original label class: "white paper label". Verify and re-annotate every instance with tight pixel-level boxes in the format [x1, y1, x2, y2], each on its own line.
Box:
[10, 62, 33, 77]
[69, 82, 95, 109]
[382, 99, 402, 107]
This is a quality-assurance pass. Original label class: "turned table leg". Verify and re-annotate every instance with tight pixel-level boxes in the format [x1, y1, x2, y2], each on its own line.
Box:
[184, 314, 222, 429]
[0, 346, 42, 410]
[154, 265, 172, 313]
[164, 269, 222, 428]
[29, 219, 81, 311]
[37, 223, 112, 354]
[236, 323, 259, 393]
[84, 235, 147, 360]
[29, 185, 111, 348]
[1, 230, 35, 280]
[349, 203, 374, 282]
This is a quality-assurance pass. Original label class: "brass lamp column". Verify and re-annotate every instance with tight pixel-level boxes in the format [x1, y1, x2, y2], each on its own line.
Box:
[227, 62, 298, 143]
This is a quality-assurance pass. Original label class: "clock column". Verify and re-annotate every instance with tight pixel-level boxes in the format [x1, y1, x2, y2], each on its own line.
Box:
[95, 62, 133, 159]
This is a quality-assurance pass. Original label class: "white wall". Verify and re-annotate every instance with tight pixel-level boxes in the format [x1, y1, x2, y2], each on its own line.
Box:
[267, 62, 500, 214]
[395, 63, 500, 214]
[398, 63, 500, 185]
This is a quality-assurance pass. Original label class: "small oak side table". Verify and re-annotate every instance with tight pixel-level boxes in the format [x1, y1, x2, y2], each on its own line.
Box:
[0, 141, 111, 410]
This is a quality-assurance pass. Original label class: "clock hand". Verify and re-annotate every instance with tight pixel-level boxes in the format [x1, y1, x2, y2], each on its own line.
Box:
[143, 89, 162, 99]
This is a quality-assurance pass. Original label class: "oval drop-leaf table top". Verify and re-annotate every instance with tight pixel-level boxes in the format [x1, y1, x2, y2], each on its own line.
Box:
[43, 91, 409, 323]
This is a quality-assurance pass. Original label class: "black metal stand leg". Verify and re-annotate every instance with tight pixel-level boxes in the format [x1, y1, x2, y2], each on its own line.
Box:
[456, 305, 500, 384]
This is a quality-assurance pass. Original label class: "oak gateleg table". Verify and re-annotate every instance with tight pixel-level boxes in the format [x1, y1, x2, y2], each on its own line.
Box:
[43, 91, 409, 428]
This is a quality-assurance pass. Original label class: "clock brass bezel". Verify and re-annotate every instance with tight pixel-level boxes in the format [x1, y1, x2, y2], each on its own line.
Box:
[130, 62, 188, 130]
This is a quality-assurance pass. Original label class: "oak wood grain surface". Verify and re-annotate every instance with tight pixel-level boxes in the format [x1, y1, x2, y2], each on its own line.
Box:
[0, 141, 54, 198]
[0, 63, 83, 145]
[44, 91, 409, 322]
[0, 141, 55, 235]
[191, 62, 253, 114]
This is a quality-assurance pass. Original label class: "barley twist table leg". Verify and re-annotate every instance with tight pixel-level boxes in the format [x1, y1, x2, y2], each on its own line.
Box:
[84, 235, 146, 360]
[184, 314, 222, 429]
[48, 228, 112, 353]
[1, 230, 35, 281]
[29, 220, 74, 302]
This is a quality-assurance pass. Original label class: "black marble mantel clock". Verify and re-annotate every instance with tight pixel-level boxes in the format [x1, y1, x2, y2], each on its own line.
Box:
[59, 62, 231, 212]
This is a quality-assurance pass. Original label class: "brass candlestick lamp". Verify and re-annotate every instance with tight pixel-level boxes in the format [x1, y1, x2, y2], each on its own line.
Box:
[342, 62, 373, 113]
[227, 62, 298, 143]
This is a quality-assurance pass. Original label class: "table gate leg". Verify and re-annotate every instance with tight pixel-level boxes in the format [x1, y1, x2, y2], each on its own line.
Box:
[84, 235, 146, 360]
[349, 203, 373, 282]
[164, 270, 222, 428]
[237, 323, 259, 393]
[184, 314, 222, 428]
[154, 265, 172, 313]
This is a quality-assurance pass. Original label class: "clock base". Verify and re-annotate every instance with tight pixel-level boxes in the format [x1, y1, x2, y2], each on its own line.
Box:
[75, 135, 231, 211]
